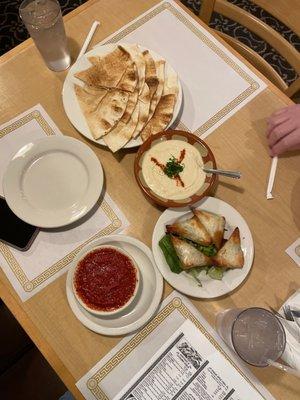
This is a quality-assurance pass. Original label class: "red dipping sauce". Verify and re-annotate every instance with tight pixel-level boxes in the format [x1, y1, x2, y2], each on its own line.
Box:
[74, 247, 138, 312]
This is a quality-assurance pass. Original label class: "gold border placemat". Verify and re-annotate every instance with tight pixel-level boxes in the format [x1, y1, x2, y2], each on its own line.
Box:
[85, 296, 267, 400]
[0, 110, 122, 293]
[102, 1, 260, 137]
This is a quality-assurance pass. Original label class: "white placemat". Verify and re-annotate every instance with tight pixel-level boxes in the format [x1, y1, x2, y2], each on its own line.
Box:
[0, 105, 129, 301]
[76, 291, 276, 400]
[95, 0, 266, 139]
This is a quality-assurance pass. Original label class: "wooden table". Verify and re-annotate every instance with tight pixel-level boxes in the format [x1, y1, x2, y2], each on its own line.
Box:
[1, 1, 300, 399]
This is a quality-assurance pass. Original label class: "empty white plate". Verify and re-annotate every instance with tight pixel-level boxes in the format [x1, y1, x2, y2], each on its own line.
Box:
[3, 136, 103, 228]
[66, 235, 163, 336]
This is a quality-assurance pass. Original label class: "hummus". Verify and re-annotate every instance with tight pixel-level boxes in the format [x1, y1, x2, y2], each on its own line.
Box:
[142, 140, 206, 200]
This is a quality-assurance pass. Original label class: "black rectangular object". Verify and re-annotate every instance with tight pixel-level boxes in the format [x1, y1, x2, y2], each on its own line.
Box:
[0, 197, 39, 251]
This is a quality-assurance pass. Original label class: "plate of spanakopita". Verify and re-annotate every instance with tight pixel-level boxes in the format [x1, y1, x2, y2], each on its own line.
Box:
[62, 43, 182, 152]
[152, 196, 254, 298]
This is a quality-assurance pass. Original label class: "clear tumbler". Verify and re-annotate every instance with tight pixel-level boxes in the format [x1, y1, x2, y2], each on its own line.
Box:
[216, 307, 286, 367]
[19, 0, 71, 71]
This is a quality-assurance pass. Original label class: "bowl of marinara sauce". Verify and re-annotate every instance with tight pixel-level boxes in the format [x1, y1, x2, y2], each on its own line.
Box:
[73, 245, 140, 316]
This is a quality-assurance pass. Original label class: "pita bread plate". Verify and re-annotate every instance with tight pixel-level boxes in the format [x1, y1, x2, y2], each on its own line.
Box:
[62, 43, 182, 149]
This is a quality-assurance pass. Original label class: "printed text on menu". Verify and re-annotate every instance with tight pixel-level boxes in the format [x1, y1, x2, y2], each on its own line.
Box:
[114, 319, 265, 400]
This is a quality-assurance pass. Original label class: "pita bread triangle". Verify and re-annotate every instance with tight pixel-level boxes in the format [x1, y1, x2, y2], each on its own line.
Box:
[74, 84, 108, 114]
[102, 89, 139, 151]
[142, 50, 159, 102]
[103, 102, 139, 152]
[75, 85, 129, 139]
[163, 68, 179, 99]
[119, 44, 145, 94]
[75, 46, 130, 89]
[117, 63, 138, 92]
[147, 60, 165, 121]
[141, 94, 175, 142]
[132, 83, 151, 138]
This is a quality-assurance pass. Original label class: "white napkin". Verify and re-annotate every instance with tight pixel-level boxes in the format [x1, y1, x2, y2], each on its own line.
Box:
[279, 290, 300, 370]
[0, 105, 129, 302]
[95, 0, 266, 139]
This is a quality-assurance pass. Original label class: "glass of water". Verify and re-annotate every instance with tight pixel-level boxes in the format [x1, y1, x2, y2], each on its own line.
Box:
[19, 0, 71, 71]
[216, 307, 286, 367]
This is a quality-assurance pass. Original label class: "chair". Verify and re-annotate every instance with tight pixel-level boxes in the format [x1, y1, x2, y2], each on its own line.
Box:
[199, 0, 300, 98]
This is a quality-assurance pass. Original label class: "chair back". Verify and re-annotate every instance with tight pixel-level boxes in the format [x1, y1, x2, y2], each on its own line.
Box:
[199, 0, 300, 98]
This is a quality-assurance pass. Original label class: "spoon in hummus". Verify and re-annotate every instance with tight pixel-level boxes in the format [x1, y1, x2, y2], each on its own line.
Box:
[203, 167, 241, 179]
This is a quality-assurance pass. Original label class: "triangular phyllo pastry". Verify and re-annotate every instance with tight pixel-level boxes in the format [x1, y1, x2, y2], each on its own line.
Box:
[171, 236, 212, 270]
[212, 228, 244, 269]
[166, 216, 211, 245]
[193, 210, 225, 249]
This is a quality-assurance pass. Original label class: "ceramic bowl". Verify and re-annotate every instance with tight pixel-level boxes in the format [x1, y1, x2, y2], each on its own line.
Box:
[134, 130, 217, 208]
[72, 245, 140, 316]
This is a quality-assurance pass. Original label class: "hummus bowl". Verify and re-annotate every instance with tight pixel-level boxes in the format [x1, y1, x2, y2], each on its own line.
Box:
[134, 130, 217, 208]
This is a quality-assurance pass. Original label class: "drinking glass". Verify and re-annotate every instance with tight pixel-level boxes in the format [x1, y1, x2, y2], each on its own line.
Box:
[19, 0, 71, 71]
[216, 307, 286, 367]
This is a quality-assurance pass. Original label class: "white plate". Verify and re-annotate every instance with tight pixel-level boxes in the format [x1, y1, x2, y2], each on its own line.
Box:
[62, 43, 183, 149]
[3, 136, 103, 228]
[152, 197, 254, 299]
[66, 235, 163, 336]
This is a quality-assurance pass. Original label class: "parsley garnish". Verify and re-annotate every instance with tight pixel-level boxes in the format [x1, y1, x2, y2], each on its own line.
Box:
[164, 156, 184, 178]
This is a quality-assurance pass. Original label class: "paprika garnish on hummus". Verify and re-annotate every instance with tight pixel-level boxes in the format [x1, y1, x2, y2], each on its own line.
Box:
[142, 140, 206, 200]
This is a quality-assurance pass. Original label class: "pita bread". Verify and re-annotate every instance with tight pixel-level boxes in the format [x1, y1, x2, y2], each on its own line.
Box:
[87, 56, 103, 66]
[116, 63, 138, 93]
[87, 53, 138, 93]
[166, 216, 211, 246]
[142, 50, 159, 102]
[118, 89, 139, 125]
[73, 45, 179, 149]
[82, 84, 109, 97]
[132, 83, 151, 138]
[163, 69, 179, 100]
[212, 228, 244, 269]
[74, 84, 108, 113]
[103, 100, 139, 152]
[171, 236, 212, 270]
[119, 44, 145, 94]
[141, 94, 175, 141]
[75, 85, 129, 139]
[75, 47, 130, 89]
[147, 60, 165, 121]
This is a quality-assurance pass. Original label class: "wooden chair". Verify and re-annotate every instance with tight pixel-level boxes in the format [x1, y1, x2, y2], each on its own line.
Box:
[199, 0, 300, 98]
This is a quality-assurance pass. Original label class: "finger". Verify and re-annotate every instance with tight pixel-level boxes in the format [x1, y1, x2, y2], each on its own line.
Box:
[266, 115, 290, 137]
[270, 130, 300, 156]
[268, 120, 296, 147]
[267, 107, 290, 121]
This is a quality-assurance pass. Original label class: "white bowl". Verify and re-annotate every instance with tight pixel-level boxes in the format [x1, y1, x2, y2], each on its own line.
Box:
[72, 245, 140, 316]
[66, 234, 163, 336]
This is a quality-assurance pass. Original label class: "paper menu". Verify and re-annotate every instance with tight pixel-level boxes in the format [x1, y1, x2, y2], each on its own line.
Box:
[76, 292, 275, 400]
[116, 319, 265, 400]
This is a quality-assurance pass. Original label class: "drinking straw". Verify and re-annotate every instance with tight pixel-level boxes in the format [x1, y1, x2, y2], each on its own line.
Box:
[266, 156, 278, 200]
[77, 21, 100, 60]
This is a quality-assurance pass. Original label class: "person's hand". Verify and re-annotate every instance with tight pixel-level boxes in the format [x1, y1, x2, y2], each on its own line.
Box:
[266, 104, 300, 156]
